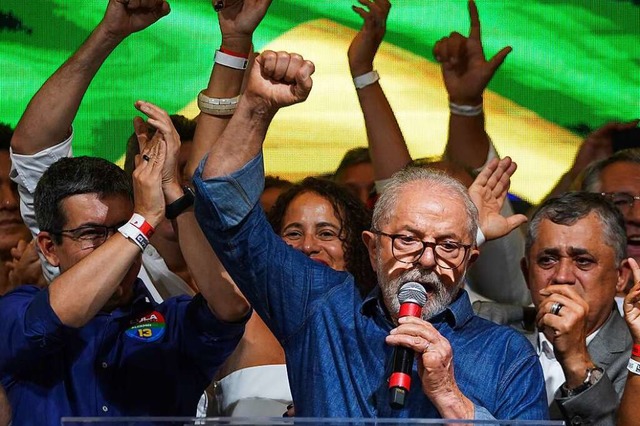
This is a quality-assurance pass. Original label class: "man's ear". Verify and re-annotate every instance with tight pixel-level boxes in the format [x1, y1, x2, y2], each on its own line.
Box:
[520, 257, 531, 290]
[36, 232, 60, 267]
[617, 258, 632, 294]
[362, 231, 378, 269]
[467, 247, 480, 265]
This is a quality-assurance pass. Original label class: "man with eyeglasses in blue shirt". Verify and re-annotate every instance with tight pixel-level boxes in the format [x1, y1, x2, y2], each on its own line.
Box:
[0, 1, 251, 423]
[192, 49, 548, 420]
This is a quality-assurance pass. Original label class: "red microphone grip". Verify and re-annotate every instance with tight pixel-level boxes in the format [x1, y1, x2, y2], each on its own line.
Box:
[399, 302, 422, 318]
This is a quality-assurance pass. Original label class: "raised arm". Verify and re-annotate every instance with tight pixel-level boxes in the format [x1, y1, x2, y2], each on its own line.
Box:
[135, 100, 250, 322]
[434, 0, 511, 170]
[42, 137, 167, 328]
[201, 51, 315, 179]
[348, 0, 410, 180]
[468, 156, 527, 241]
[619, 258, 640, 424]
[467, 155, 530, 305]
[185, 0, 272, 179]
[11, 0, 169, 155]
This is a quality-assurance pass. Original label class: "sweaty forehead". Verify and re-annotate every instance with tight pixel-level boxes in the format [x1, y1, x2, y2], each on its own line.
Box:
[384, 183, 469, 236]
[533, 215, 614, 256]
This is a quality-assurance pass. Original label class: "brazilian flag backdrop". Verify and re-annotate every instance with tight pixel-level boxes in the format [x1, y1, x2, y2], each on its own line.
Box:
[1, 0, 639, 203]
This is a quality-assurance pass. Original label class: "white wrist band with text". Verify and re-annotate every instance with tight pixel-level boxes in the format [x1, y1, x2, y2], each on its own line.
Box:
[628, 358, 640, 375]
[214, 50, 249, 70]
[118, 214, 154, 253]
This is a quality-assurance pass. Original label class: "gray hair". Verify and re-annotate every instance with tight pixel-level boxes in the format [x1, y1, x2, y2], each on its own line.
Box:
[582, 148, 640, 192]
[525, 192, 627, 264]
[372, 167, 479, 243]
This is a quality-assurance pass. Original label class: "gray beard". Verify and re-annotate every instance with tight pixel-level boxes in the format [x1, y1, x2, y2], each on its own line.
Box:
[376, 249, 465, 321]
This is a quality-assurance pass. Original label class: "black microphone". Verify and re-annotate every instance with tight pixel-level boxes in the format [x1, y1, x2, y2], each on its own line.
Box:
[388, 281, 427, 409]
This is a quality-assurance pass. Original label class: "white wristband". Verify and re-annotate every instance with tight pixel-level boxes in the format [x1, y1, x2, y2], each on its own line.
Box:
[197, 91, 241, 116]
[628, 358, 640, 375]
[475, 227, 486, 247]
[449, 102, 483, 117]
[353, 70, 380, 90]
[118, 222, 149, 252]
[118, 214, 153, 252]
[214, 50, 248, 70]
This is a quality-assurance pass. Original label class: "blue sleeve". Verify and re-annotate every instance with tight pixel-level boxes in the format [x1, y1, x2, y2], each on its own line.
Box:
[474, 405, 496, 420]
[167, 294, 249, 380]
[192, 153, 352, 342]
[0, 287, 69, 375]
[494, 336, 549, 420]
[192, 152, 265, 229]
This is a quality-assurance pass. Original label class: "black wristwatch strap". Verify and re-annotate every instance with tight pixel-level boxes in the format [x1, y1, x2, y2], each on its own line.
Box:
[562, 366, 604, 397]
[165, 186, 195, 220]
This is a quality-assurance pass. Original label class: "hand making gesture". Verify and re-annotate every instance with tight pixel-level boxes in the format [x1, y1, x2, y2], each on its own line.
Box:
[433, 0, 511, 105]
[101, 0, 171, 41]
[468, 157, 527, 241]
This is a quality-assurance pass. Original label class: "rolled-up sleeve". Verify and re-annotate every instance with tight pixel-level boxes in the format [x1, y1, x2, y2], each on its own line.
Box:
[0, 287, 68, 374]
[10, 136, 73, 283]
[192, 152, 265, 231]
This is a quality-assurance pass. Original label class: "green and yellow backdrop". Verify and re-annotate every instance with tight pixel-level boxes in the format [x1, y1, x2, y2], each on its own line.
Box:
[1, 0, 639, 203]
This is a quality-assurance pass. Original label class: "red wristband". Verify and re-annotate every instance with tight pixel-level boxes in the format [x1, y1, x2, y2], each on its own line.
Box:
[219, 46, 249, 59]
[130, 213, 155, 239]
[632, 344, 640, 357]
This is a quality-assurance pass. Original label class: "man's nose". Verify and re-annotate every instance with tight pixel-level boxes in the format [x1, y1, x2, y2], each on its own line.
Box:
[624, 197, 640, 224]
[0, 184, 19, 210]
[551, 258, 576, 285]
[414, 245, 437, 269]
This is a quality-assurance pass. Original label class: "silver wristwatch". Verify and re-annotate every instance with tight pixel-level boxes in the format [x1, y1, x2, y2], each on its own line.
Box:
[563, 366, 604, 397]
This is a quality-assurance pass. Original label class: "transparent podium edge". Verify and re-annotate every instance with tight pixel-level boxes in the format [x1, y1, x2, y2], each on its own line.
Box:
[60, 416, 565, 425]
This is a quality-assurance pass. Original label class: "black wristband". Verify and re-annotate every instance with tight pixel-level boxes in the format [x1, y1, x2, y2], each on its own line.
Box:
[165, 186, 195, 220]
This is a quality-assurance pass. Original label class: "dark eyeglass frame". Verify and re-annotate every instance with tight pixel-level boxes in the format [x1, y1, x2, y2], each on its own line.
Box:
[601, 192, 640, 213]
[371, 229, 472, 269]
[51, 223, 126, 250]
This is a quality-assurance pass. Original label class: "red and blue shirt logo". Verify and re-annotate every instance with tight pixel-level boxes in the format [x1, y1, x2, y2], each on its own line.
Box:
[125, 311, 166, 342]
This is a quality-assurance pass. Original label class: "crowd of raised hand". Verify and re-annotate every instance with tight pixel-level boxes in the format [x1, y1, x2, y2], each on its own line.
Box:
[0, 0, 638, 425]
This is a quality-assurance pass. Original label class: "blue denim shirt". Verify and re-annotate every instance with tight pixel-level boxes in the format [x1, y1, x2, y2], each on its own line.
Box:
[193, 153, 548, 420]
[0, 281, 246, 424]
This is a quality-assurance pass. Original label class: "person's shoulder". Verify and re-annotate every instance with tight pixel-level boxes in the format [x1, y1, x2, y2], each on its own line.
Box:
[0, 285, 44, 318]
[0, 285, 42, 301]
[157, 293, 195, 309]
[468, 314, 536, 353]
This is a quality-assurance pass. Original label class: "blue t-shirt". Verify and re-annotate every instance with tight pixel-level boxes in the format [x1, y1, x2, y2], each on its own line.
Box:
[192, 153, 548, 419]
[0, 281, 246, 424]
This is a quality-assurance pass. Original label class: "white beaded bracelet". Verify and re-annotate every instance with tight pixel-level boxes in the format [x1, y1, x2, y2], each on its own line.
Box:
[197, 91, 241, 116]
[353, 70, 380, 90]
[214, 50, 249, 70]
[449, 102, 483, 117]
[628, 358, 640, 375]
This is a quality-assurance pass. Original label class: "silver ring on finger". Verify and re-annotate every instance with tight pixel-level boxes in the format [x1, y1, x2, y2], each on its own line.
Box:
[550, 302, 563, 316]
[422, 342, 431, 354]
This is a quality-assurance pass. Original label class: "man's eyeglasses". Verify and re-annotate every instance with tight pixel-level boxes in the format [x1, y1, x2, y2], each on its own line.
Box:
[602, 192, 640, 215]
[371, 229, 472, 269]
[51, 223, 126, 250]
